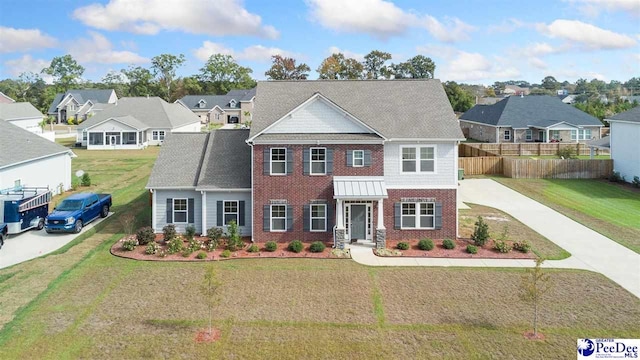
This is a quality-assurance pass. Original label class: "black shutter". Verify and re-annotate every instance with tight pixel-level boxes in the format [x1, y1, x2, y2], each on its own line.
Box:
[303, 205, 310, 232]
[435, 202, 442, 230]
[216, 201, 223, 226]
[166, 198, 173, 224]
[239, 201, 245, 226]
[188, 198, 194, 223]
[263, 148, 270, 175]
[326, 202, 333, 231]
[394, 203, 401, 229]
[286, 148, 293, 174]
[326, 148, 334, 174]
[303, 148, 310, 175]
[263, 205, 270, 231]
[364, 150, 372, 167]
[346, 150, 353, 167]
[286, 205, 294, 232]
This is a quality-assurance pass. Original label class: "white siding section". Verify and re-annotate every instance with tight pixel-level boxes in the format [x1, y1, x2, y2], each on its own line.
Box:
[610, 122, 640, 182]
[0, 153, 71, 195]
[171, 121, 201, 133]
[154, 190, 202, 233]
[205, 191, 252, 236]
[89, 119, 137, 132]
[267, 97, 371, 134]
[7, 118, 42, 133]
[384, 141, 456, 188]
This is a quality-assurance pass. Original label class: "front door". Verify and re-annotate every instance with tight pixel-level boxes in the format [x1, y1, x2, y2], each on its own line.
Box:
[350, 205, 366, 241]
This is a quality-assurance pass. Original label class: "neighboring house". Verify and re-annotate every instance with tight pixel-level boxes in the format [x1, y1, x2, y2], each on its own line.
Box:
[0, 102, 45, 135]
[0, 120, 74, 194]
[476, 96, 506, 105]
[76, 97, 202, 150]
[48, 89, 117, 123]
[503, 85, 530, 96]
[146, 130, 251, 234]
[176, 88, 255, 124]
[459, 95, 603, 143]
[0, 92, 15, 103]
[605, 106, 640, 182]
[558, 94, 577, 104]
[147, 80, 465, 249]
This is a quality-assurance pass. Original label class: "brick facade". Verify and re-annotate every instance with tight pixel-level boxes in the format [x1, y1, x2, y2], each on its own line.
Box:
[385, 188, 457, 240]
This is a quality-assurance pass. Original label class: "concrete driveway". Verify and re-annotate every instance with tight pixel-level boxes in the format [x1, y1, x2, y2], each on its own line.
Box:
[0, 214, 111, 269]
[459, 179, 640, 298]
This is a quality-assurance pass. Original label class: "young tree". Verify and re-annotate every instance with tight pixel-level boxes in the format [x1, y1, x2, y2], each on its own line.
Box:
[42, 54, 85, 93]
[443, 81, 475, 112]
[520, 258, 553, 337]
[391, 55, 436, 79]
[316, 53, 363, 80]
[265, 55, 310, 80]
[363, 50, 392, 79]
[541, 76, 560, 91]
[199, 54, 255, 94]
[151, 53, 186, 101]
[200, 265, 221, 336]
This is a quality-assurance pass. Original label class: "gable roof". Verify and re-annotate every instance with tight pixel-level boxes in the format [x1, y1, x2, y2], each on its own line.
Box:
[0, 91, 15, 103]
[0, 121, 72, 169]
[0, 102, 44, 120]
[606, 106, 640, 124]
[249, 80, 463, 140]
[48, 89, 115, 114]
[146, 129, 251, 189]
[178, 88, 256, 110]
[77, 97, 200, 130]
[460, 95, 603, 129]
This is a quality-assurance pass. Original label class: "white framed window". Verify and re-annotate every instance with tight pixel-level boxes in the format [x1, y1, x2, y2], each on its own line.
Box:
[504, 130, 511, 141]
[401, 146, 435, 173]
[82, 130, 87, 141]
[572, 129, 592, 140]
[401, 202, 435, 229]
[270, 205, 286, 232]
[215, 113, 220, 120]
[310, 147, 326, 175]
[173, 199, 188, 223]
[14, 179, 21, 189]
[310, 204, 327, 232]
[270, 148, 286, 175]
[223, 201, 238, 225]
[525, 129, 532, 141]
[152, 130, 165, 141]
[230, 99, 237, 108]
[550, 130, 561, 140]
[353, 150, 364, 167]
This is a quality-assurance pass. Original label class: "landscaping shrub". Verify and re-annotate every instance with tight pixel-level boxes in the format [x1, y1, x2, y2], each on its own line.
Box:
[187, 238, 203, 253]
[145, 242, 159, 255]
[633, 176, 640, 188]
[181, 249, 192, 257]
[265, 241, 278, 252]
[166, 236, 184, 254]
[466, 245, 478, 254]
[442, 239, 456, 250]
[397, 242, 410, 250]
[513, 240, 532, 253]
[196, 251, 207, 259]
[309, 241, 326, 253]
[185, 224, 196, 241]
[288, 240, 304, 253]
[163, 224, 177, 242]
[472, 216, 490, 246]
[556, 146, 577, 159]
[220, 249, 231, 258]
[418, 238, 434, 251]
[226, 220, 244, 251]
[609, 171, 622, 183]
[494, 240, 512, 253]
[157, 249, 167, 258]
[81, 173, 91, 186]
[247, 244, 259, 253]
[136, 226, 155, 245]
[122, 239, 137, 251]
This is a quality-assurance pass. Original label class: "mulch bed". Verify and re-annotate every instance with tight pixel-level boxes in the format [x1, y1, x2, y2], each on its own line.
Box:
[523, 331, 545, 341]
[376, 239, 535, 259]
[195, 328, 221, 343]
[111, 235, 350, 261]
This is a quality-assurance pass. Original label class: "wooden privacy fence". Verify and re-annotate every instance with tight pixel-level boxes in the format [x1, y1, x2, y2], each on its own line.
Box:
[502, 158, 613, 179]
[461, 142, 609, 156]
[459, 157, 503, 175]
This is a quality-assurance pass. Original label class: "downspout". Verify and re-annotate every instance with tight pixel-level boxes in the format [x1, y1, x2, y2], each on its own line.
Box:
[246, 138, 255, 243]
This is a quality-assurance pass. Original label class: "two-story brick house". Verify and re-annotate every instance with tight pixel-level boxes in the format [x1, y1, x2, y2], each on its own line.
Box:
[146, 80, 464, 249]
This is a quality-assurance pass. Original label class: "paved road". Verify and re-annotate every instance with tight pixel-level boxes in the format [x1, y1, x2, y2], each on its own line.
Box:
[350, 179, 640, 298]
[0, 214, 111, 269]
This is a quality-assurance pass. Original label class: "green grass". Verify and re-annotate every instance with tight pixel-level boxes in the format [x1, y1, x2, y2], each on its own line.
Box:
[494, 178, 640, 253]
[516, 155, 610, 160]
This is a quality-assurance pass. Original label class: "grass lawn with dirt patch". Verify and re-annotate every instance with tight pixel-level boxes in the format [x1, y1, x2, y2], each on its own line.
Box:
[494, 178, 640, 254]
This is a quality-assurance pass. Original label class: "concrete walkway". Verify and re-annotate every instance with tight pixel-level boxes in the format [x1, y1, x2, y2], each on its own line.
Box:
[350, 179, 640, 298]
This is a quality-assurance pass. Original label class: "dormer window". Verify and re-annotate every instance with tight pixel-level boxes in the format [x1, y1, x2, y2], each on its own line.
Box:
[198, 99, 206, 108]
[229, 99, 237, 108]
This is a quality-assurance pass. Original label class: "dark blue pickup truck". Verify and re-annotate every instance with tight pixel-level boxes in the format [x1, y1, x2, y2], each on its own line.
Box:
[0, 223, 6, 249]
[45, 193, 112, 233]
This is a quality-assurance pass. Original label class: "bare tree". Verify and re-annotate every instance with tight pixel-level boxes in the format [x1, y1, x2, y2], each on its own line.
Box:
[520, 258, 553, 337]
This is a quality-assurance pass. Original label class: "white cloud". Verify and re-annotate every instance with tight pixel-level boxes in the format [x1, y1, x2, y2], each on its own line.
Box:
[416, 45, 519, 81]
[528, 57, 548, 70]
[487, 18, 526, 34]
[565, 0, 640, 17]
[0, 26, 57, 53]
[587, 71, 607, 81]
[69, 32, 149, 65]
[3, 55, 52, 81]
[73, 0, 279, 39]
[194, 41, 300, 62]
[307, 0, 475, 41]
[536, 19, 636, 49]
[327, 46, 365, 61]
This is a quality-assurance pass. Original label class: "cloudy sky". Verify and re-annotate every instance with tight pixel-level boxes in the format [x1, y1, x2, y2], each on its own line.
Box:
[0, 0, 638, 85]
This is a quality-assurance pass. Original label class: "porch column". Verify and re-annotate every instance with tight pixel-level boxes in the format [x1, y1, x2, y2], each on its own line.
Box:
[336, 199, 344, 228]
[377, 199, 385, 229]
[201, 191, 207, 234]
[151, 190, 157, 231]
[546, 128, 550, 143]
[375, 198, 386, 249]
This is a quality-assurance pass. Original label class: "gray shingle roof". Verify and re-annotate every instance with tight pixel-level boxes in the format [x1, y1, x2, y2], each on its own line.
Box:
[0, 102, 44, 120]
[48, 89, 115, 114]
[77, 97, 200, 130]
[587, 136, 610, 149]
[196, 129, 251, 190]
[249, 80, 464, 140]
[460, 95, 603, 129]
[606, 106, 640, 123]
[146, 133, 209, 188]
[0, 121, 71, 169]
[254, 133, 383, 142]
[178, 88, 255, 110]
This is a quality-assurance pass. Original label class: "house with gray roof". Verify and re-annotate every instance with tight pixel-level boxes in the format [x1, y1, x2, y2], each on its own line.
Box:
[0, 120, 74, 194]
[604, 106, 640, 182]
[176, 88, 255, 125]
[48, 89, 117, 124]
[459, 95, 603, 143]
[147, 80, 464, 249]
[76, 97, 201, 150]
[0, 102, 47, 137]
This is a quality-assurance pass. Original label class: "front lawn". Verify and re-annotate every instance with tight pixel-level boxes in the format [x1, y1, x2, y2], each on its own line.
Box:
[494, 178, 640, 253]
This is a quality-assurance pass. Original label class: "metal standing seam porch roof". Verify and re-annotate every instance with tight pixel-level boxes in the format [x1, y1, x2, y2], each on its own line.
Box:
[333, 177, 388, 199]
